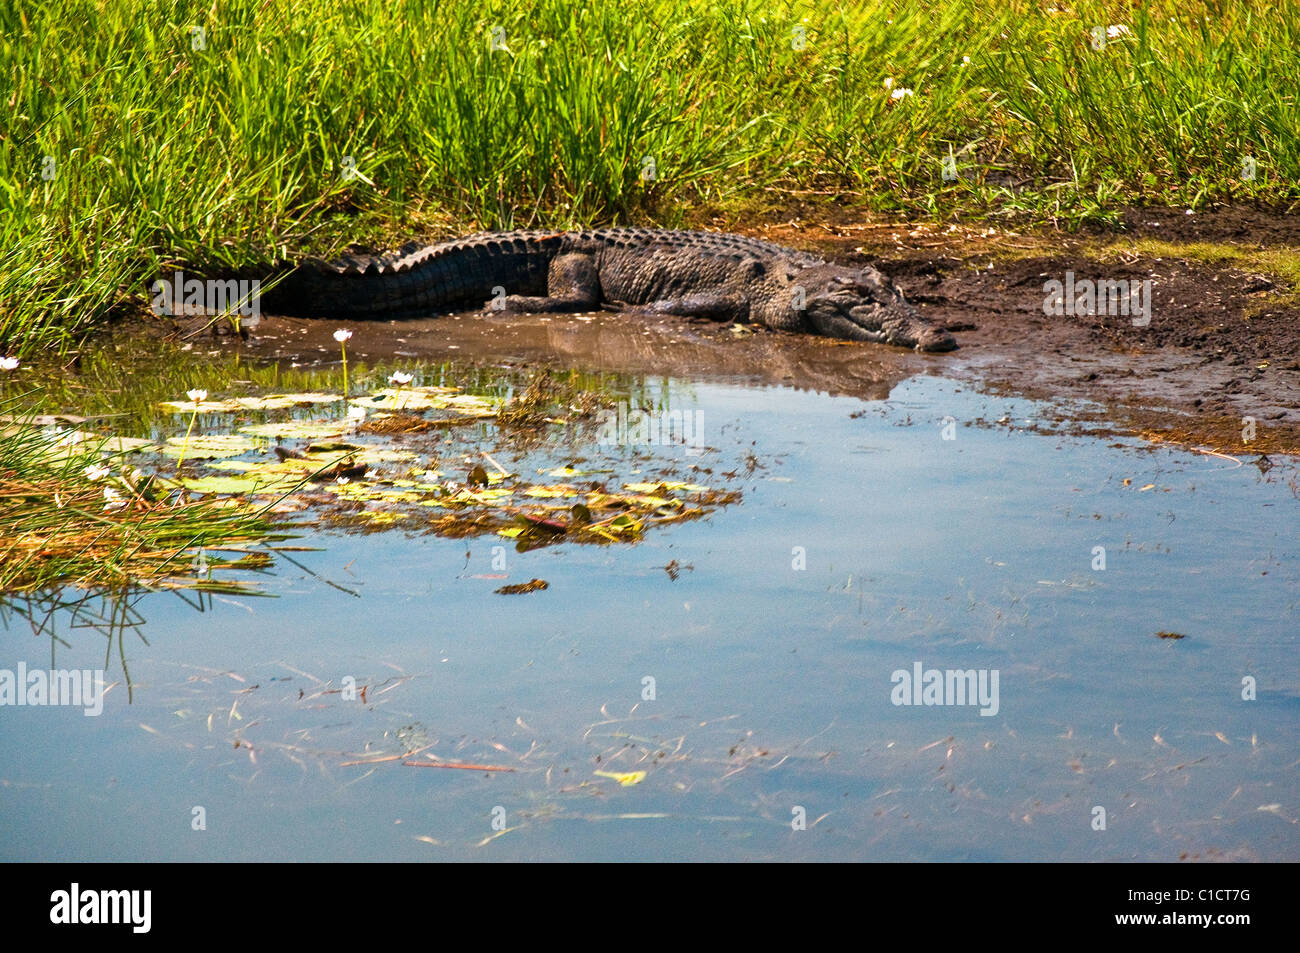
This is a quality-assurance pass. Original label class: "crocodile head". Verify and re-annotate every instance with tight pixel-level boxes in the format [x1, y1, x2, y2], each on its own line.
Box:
[799, 267, 957, 352]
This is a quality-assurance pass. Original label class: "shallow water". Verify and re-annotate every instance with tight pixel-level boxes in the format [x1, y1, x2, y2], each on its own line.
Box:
[2, 372, 1297, 861]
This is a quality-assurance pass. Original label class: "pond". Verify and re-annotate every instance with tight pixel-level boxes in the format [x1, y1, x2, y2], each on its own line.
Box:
[2, 352, 1296, 862]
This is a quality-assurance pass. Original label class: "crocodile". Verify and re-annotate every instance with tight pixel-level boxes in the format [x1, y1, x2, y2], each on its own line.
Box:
[262, 228, 957, 352]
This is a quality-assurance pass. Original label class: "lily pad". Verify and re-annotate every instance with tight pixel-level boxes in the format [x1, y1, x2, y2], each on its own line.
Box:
[352, 511, 412, 525]
[601, 514, 643, 537]
[349, 390, 443, 412]
[179, 474, 281, 494]
[624, 481, 712, 493]
[524, 485, 580, 499]
[34, 429, 158, 457]
[102, 436, 160, 454]
[158, 399, 244, 413]
[623, 493, 675, 507]
[239, 420, 354, 439]
[230, 392, 342, 410]
[441, 394, 503, 415]
[324, 483, 424, 503]
[456, 487, 514, 504]
[161, 434, 257, 458]
[348, 388, 502, 415]
[356, 447, 419, 463]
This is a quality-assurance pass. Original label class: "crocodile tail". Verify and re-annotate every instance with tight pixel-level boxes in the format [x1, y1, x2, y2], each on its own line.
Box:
[259, 231, 566, 319]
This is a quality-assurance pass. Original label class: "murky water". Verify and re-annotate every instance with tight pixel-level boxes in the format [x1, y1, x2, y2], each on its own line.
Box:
[2, 372, 1296, 861]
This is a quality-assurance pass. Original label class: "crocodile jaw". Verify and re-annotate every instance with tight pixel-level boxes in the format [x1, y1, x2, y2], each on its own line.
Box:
[865, 306, 958, 352]
[803, 296, 956, 351]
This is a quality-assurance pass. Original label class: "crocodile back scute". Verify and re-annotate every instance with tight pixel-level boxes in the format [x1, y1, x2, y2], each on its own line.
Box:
[269, 229, 824, 318]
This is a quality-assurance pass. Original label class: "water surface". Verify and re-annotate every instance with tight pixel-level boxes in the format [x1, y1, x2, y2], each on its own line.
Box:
[2, 372, 1296, 862]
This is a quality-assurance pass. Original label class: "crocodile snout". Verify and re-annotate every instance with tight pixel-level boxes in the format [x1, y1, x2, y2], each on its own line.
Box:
[849, 303, 959, 353]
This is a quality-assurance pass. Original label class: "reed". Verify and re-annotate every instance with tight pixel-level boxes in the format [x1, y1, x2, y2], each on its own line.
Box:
[0, 398, 287, 593]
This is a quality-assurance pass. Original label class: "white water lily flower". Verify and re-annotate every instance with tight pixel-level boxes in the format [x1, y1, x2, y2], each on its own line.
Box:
[83, 463, 111, 481]
[333, 329, 353, 343]
[186, 389, 208, 403]
[389, 371, 414, 385]
[103, 486, 127, 511]
[0, 356, 18, 370]
[890, 87, 914, 100]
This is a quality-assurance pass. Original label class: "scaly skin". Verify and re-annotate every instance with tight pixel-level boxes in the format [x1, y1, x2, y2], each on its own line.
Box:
[263, 228, 957, 352]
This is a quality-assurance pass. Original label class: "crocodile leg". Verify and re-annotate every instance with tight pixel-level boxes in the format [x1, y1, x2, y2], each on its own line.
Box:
[606, 293, 749, 322]
[488, 252, 601, 313]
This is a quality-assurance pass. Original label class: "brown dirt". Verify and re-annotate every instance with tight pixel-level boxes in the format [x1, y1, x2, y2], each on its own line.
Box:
[175, 205, 1300, 456]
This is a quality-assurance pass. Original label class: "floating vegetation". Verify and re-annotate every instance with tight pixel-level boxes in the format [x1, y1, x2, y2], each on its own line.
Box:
[350, 386, 487, 414]
[495, 578, 549, 595]
[593, 769, 647, 786]
[157, 393, 341, 413]
[130, 369, 740, 547]
[1, 360, 740, 596]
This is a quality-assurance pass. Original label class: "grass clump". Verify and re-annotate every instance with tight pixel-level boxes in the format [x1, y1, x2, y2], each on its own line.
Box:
[0, 400, 286, 593]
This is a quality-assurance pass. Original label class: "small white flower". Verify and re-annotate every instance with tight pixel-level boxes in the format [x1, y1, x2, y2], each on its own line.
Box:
[103, 486, 127, 511]
[890, 87, 914, 100]
[83, 463, 111, 481]
[186, 389, 207, 403]
[333, 329, 353, 343]
[1107, 24, 1130, 38]
[882, 77, 894, 89]
[0, 356, 18, 371]
[389, 371, 414, 385]
[962, 56, 971, 64]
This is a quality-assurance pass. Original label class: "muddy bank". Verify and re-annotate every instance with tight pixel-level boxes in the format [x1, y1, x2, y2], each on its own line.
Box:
[893, 249, 1298, 453]
[178, 206, 1300, 455]
[756, 206, 1300, 453]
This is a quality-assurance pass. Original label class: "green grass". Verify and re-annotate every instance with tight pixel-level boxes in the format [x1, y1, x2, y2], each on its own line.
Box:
[2, 0, 1297, 355]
